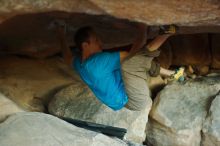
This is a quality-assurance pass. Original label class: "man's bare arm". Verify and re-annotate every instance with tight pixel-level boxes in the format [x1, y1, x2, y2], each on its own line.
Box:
[120, 23, 148, 62]
[57, 27, 73, 65]
[146, 34, 172, 51]
[119, 24, 175, 62]
[120, 51, 129, 62]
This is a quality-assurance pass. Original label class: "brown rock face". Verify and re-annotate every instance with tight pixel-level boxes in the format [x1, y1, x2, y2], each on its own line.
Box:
[156, 34, 211, 66]
[0, 0, 220, 25]
[211, 34, 220, 68]
[156, 33, 220, 74]
[0, 12, 137, 56]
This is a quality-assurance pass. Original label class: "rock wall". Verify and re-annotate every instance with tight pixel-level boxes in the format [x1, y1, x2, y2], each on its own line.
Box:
[0, 112, 131, 146]
[156, 34, 213, 72]
[211, 34, 220, 69]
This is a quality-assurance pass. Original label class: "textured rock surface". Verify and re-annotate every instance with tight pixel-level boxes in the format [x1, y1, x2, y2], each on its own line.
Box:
[155, 33, 220, 74]
[158, 27, 220, 74]
[0, 12, 136, 56]
[48, 80, 152, 143]
[0, 0, 220, 25]
[0, 56, 76, 111]
[0, 92, 24, 123]
[146, 75, 220, 146]
[0, 112, 129, 146]
[202, 94, 220, 146]
[156, 34, 211, 68]
[211, 34, 220, 69]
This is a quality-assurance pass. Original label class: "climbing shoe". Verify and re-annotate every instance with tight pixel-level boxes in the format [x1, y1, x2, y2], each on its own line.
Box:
[159, 24, 179, 34]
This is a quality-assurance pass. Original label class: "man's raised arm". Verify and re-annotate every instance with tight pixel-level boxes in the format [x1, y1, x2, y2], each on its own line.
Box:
[120, 23, 148, 62]
[57, 27, 73, 66]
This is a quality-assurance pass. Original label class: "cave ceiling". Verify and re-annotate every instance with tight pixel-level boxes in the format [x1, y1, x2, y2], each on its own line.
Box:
[0, 0, 220, 63]
[0, 0, 220, 26]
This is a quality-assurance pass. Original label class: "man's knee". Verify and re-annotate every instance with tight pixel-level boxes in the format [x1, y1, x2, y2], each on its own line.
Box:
[149, 61, 160, 77]
[125, 97, 148, 111]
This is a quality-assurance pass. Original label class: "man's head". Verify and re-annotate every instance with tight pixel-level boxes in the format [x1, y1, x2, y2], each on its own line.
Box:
[74, 26, 102, 54]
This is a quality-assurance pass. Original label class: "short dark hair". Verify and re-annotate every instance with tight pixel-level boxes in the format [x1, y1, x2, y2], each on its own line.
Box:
[74, 26, 94, 49]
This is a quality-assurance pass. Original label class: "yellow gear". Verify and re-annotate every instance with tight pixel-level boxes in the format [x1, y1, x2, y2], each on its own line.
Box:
[164, 25, 176, 34]
[173, 67, 185, 80]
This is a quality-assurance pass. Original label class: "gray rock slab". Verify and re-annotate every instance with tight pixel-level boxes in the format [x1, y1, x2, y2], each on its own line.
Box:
[0, 112, 128, 146]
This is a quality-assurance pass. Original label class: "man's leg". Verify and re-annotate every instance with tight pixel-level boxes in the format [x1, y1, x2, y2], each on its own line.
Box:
[123, 70, 151, 111]
[122, 33, 175, 111]
[122, 52, 153, 111]
[160, 67, 175, 77]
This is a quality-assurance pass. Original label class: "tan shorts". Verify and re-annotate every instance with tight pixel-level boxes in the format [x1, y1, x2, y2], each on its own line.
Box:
[121, 51, 160, 111]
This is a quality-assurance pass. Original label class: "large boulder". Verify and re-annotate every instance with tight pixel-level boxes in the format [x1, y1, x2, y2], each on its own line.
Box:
[202, 94, 220, 146]
[0, 92, 24, 122]
[0, 112, 130, 146]
[146, 75, 220, 146]
[48, 79, 152, 143]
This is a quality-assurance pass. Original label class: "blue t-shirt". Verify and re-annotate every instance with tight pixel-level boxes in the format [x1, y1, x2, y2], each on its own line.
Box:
[74, 52, 128, 110]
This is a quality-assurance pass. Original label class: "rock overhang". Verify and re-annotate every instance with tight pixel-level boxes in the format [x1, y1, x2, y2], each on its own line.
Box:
[0, 0, 220, 26]
[0, 0, 220, 72]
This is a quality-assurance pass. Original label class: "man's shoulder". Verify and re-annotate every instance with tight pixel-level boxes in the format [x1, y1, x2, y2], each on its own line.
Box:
[74, 52, 120, 70]
[92, 52, 119, 60]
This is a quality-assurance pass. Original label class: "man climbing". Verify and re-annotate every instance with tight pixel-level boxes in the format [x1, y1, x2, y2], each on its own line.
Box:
[57, 23, 182, 111]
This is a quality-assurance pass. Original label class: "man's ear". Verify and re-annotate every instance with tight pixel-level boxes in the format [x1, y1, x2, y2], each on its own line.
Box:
[82, 42, 89, 50]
